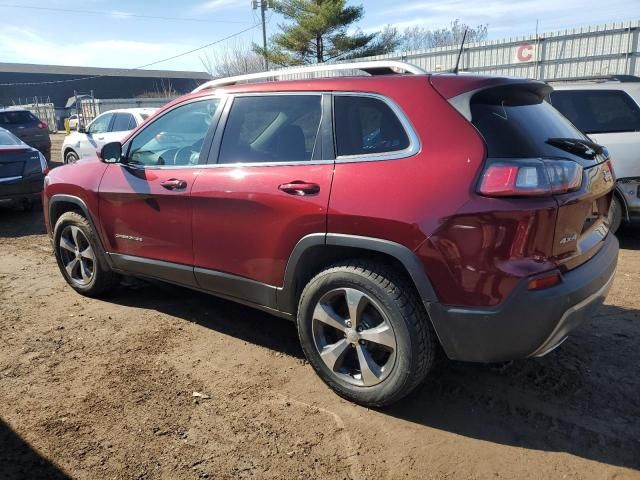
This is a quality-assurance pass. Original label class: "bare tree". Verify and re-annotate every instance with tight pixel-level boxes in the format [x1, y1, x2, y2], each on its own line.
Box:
[389, 20, 488, 51]
[201, 41, 265, 77]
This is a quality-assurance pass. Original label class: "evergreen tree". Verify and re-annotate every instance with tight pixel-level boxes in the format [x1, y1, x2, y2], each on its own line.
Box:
[255, 0, 395, 66]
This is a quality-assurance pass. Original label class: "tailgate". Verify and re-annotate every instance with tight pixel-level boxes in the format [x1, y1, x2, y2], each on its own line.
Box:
[0, 149, 31, 179]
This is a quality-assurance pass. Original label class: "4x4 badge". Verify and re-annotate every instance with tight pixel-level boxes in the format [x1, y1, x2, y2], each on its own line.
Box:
[559, 232, 578, 245]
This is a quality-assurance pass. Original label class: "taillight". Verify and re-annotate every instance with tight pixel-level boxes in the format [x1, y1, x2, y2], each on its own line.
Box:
[37, 121, 48, 130]
[38, 152, 49, 175]
[478, 159, 583, 197]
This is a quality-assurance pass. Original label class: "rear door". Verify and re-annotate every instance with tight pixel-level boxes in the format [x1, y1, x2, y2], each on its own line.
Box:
[99, 97, 223, 283]
[191, 93, 333, 304]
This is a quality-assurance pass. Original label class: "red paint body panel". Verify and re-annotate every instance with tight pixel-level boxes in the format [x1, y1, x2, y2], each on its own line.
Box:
[97, 164, 195, 265]
[43, 158, 108, 234]
[191, 164, 333, 285]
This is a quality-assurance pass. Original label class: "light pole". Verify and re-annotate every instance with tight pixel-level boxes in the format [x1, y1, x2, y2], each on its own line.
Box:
[252, 0, 269, 70]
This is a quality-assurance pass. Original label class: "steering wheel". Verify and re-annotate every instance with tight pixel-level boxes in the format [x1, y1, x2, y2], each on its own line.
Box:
[173, 146, 196, 165]
[173, 139, 205, 166]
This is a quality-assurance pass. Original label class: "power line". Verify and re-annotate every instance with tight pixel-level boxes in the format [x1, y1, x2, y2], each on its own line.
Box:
[0, 24, 261, 87]
[0, 3, 251, 24]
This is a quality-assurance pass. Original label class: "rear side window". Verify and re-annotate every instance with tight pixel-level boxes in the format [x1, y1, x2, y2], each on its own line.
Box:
[218, 95, 322, 164]
[334, 96, 410, 157]
[549, 89, 640, 134]
[0, 111, 38, 124]
[470, 85, 589, 158]
[111, 113, 135, 132]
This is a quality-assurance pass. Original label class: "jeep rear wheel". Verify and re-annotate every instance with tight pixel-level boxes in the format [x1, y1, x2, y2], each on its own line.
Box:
[53, 211, 118, 296]
[297, 260, 436, 407]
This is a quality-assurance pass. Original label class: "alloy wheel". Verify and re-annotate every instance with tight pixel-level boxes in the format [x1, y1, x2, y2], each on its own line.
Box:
[58, 225, 95, 286]
[311, 287, 397, 386]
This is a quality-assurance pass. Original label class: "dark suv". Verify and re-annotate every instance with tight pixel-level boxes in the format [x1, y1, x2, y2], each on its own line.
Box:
[0, 108, 52, 161]
[43, 61, 618, 406]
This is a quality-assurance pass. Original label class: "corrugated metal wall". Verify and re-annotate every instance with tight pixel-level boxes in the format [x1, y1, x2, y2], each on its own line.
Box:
[279, 20, 640, 81]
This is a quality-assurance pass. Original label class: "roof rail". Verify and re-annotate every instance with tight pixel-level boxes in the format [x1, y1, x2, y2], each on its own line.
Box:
[192, 60, 427, 93]
[548, 74, 640, 84]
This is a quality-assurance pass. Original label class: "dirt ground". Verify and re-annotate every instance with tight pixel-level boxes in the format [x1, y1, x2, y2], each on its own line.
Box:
[1, 146, 639, 478]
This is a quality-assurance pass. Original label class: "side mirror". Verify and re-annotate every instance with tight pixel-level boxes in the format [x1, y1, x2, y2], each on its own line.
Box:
[78, 125, 86, 134]
[98, 142, 122, 163]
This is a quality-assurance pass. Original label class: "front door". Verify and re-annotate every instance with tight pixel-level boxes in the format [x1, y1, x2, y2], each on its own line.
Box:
[98, 97, 223, 284]
[191, 94, 333, 304]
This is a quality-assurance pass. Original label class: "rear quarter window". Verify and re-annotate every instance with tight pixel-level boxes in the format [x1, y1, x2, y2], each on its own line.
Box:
[549, 89, 640, 134]
[334, 96, 410, 157]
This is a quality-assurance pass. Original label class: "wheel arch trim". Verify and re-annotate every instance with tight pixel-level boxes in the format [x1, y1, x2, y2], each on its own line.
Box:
[49, 194, 111, 267]
[277, 233, 438, 315]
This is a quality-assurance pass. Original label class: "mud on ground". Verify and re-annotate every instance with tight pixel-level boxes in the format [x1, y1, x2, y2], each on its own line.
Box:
[0, 202, 639, 479]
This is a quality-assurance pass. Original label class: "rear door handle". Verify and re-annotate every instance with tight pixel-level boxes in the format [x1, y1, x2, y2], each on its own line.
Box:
[278, 181, 320, 196]
[160, 178, 187, 190]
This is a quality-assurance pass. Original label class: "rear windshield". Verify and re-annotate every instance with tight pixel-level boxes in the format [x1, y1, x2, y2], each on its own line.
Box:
[0, 131, 20, 145]
[470, 85, 589, 158]
[0, 111, 38, 125]
[549, 89, 640, 134]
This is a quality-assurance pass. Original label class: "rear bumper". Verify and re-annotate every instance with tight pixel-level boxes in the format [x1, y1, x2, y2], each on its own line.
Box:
[0, 178, 44, 201]
[427, 233, 619, 362]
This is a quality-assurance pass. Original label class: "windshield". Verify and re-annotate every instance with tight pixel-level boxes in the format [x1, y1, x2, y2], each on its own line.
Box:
[470, 85, 591, 159]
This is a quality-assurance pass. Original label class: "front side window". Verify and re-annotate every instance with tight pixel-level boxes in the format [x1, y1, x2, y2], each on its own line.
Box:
[88, 113, 114, 135]
[127, 99, 220, 167]
[111, 113, 135, 132]
[549, 89, 640, 134]
[334, 96, 410, 157]
[218, 95, 322, 164]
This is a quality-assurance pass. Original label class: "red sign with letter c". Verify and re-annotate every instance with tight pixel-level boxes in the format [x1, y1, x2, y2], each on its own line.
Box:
[516, 43, 534, 62]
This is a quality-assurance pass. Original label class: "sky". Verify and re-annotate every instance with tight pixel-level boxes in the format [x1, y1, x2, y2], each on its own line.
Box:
[0, 0, 639, 72]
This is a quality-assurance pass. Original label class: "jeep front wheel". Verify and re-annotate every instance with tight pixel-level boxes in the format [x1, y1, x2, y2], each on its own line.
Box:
[53, 211, 118, 296]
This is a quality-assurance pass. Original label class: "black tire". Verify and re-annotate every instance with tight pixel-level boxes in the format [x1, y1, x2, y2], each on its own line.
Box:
[53, 211, 119, 296]
[64, 150, 79, 164]
[608, 194, 623, 234]
[297, 260, 437, 407]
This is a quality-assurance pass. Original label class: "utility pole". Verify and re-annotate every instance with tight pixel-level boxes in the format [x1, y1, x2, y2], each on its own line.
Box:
[252, 0, 269, 70]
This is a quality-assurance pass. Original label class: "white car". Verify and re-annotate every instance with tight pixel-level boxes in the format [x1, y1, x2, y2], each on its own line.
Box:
[548, 76, 640, 231]
[62, 108, 157, 164]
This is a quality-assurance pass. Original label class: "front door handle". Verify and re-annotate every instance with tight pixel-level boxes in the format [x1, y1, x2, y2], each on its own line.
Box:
[161, 178, 187, 190]
[278, 181, 320, 196]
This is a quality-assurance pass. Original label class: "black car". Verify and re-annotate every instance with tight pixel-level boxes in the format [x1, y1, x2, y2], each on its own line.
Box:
[0, 127, 48, 209]
[0, 108, 52, 161]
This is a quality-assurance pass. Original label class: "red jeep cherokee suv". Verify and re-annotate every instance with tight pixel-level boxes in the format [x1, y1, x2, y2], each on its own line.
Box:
[43, 61, 618, 406]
